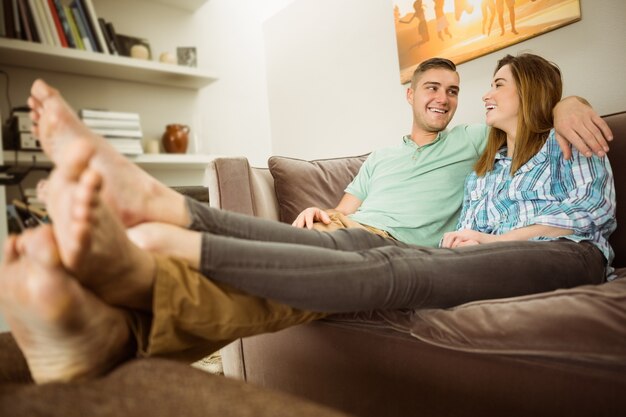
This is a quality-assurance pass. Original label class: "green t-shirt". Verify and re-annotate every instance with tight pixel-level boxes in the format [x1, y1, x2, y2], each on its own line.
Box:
[345, 124, 488, 247]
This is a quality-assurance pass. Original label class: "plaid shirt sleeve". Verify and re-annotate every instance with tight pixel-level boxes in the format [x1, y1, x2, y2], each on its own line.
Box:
[530, 135, 616, 236]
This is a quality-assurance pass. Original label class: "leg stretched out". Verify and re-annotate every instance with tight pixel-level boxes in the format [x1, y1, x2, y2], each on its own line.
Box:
[197, 233, 606, 312]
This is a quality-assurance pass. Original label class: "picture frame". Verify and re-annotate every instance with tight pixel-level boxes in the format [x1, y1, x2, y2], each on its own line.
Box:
[393, 0, 582, 84]
[177, 47, 198, 67]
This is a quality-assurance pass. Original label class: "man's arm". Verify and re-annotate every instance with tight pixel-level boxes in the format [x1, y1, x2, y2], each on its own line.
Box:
[553, 96, 614, 159]
[292, 193, 362, 229]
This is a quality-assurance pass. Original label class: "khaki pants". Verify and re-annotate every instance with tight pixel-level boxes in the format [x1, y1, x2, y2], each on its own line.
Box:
[132, 214, 390, 361]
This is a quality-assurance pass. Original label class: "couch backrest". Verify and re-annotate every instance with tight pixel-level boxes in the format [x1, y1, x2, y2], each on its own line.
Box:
[206, 111, 626, 267]
[605, 111, 626, 268]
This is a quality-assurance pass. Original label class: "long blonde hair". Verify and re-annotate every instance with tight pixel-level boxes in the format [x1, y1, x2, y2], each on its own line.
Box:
[474, 53, 563, 176]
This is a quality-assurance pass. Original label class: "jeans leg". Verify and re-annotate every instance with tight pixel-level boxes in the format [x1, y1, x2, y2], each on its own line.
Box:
[188, 197, 401, 251]
[201, 238, 606, 313]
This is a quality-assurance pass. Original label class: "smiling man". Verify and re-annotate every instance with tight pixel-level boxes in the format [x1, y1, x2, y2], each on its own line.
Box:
[293, 58, 488, 247]
[292, 57, 612, 248]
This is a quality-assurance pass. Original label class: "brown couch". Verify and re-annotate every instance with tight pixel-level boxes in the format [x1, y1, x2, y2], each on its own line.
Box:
[211, 111, 626, 417]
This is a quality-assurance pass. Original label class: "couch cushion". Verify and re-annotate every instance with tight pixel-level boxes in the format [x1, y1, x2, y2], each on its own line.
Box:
[407, 273, 626, 366]
[268, 155, 368, 224]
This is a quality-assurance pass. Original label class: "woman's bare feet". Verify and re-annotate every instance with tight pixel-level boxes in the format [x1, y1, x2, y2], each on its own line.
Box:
[28, 79, 189, 227]
[44, 140, 156, 311]
[127, 222, 202, 269]
[0, 226, 134, 384]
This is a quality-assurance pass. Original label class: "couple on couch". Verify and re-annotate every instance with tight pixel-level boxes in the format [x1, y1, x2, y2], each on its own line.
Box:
[0, 53, 616, 384]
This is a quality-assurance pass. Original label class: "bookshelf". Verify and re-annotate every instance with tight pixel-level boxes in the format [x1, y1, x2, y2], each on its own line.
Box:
[0, 38, 216, 89]
[1, 151, 218, 185]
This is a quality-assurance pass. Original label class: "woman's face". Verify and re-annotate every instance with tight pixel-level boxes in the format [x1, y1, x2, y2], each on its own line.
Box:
[482, 64, 520, 138]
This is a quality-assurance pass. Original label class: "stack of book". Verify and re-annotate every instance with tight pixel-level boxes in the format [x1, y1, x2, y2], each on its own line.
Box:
[1, 0, 119, 55]
[79, 109, 144, 155]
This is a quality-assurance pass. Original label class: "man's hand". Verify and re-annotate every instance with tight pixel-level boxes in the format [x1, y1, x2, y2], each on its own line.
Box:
[292, 207, 331, 229]
[554, 96, 613, 160]
[441, 229, 497, 248]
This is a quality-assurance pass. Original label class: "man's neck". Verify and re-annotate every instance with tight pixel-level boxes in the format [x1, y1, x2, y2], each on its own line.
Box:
[410, 130, 440, 147]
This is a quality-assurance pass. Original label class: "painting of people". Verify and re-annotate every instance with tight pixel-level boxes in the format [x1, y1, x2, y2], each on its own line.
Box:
[394, 0, 581, 83]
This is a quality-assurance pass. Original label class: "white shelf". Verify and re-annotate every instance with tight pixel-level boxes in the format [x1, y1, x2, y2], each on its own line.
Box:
[1, 151, 217, 170]
[1, 151, 217, 186]
[150, 0, 208, 12]
[0, 38, 217, 89]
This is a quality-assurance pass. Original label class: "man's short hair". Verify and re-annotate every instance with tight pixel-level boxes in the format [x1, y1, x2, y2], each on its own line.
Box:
[411, 58, 457, 88]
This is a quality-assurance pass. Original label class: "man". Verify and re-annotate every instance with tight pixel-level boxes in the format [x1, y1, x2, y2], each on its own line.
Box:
[293, 58, 611, 249]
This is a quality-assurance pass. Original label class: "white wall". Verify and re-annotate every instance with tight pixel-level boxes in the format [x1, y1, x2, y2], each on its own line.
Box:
[263, 0, 626, 159]
[264, 0, 408, 159]
[191, 0, 297, 166]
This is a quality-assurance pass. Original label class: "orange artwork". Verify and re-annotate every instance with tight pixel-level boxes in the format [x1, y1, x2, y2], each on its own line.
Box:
[393, 0, 581, 83]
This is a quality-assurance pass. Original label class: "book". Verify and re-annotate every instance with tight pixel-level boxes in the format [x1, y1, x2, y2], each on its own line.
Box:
[97, 17, 116, 55]
[28, 0, 51, 44]
[46, 0, 67, 47]
[52, 0, 74, 48]
[16, 0, 33, 41]
[69, 2, 91, 50]
[38, 0, 61, 46]
[70, 0, 97, 52]
[0, 1, 6, 37]
[82, 117, 140, 129]
[104, 20, 120, 54]
[11, 0, 23, 39]
[80, 0, 107, 54]
[63, 3, 82, 49]
[79, 109, 141, 121]
[105, 138, 143, 155]
[3, 0, 17, 39]
[91, 128, 142, 138]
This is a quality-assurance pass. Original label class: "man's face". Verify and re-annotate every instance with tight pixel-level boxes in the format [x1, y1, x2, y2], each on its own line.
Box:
[406, 68, 460, 134]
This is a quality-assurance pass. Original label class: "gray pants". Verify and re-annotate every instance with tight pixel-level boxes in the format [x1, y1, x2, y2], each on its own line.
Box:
[187, 199, 607, 313]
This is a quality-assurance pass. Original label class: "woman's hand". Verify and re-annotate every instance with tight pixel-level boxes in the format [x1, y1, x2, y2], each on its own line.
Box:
[441, 229, 498, 248]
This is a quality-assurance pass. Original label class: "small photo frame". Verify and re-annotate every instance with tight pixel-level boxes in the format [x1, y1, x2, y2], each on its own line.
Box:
[177, 47, 197, 67]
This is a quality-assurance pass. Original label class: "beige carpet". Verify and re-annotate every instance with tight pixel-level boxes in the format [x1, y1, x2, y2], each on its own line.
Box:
[191, 351, 224, 375]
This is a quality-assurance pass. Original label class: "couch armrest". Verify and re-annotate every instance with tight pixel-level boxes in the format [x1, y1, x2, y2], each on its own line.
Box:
[206, 157, 281, 377]
[206, 157, 280, 221]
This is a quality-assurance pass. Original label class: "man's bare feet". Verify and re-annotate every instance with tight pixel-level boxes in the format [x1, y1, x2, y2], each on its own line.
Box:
[28, 79, 189, 227]
[0, 226, 134, 384]
[44, 141, 156, 311]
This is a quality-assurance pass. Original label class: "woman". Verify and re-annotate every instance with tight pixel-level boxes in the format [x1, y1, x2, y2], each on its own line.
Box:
[129, 53, 615, 313]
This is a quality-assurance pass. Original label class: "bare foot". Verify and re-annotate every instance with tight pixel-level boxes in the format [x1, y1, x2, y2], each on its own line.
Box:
[127, 222, 202, 269]
[28, 79, 189, 227]
[45, 141, 156, 310]
[0, 226, 133, 384]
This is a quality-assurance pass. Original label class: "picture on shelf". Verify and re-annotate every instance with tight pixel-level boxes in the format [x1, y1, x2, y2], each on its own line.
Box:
[177, 47, 197, 67]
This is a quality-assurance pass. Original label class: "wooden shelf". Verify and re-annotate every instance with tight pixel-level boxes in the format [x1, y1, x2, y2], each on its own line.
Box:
[0, 38, 217, 89]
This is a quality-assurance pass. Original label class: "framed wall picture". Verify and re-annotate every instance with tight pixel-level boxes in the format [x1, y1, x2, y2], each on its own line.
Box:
[393, 0, 581, 83]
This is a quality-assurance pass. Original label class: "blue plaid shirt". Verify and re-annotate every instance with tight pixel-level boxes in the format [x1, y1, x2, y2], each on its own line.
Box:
[456, 130, 616, 265]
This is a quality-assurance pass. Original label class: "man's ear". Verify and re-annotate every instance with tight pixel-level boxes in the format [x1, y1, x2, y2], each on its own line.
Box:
[406, 87, 414, 105]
